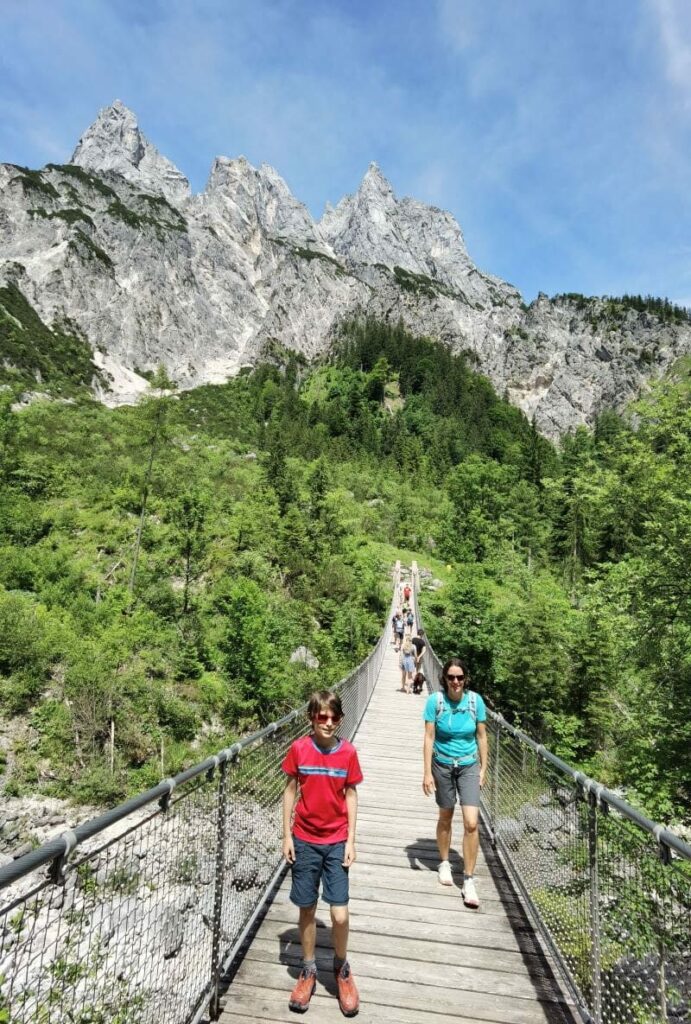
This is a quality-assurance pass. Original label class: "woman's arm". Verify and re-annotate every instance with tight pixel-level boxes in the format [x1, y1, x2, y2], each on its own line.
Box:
[423, 720, 436, 795]
[282, 776, 298, 862]
[343, 785, 358, 866]
[477, 721, 488, 788]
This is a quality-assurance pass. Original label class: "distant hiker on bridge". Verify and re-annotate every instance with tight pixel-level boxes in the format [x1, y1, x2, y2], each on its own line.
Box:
[399, 634, 416, 693]
[282, 690, 363, 1016]
[411, 628, 426, 673]
[391, 609, 405, 651]
[422, 659, 487, 909]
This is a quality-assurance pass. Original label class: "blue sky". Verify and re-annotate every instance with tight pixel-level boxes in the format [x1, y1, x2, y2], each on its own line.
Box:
[2, 0, 691, 304]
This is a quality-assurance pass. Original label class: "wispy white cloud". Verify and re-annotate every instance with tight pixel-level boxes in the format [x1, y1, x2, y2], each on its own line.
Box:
[649, 0, 691, 102]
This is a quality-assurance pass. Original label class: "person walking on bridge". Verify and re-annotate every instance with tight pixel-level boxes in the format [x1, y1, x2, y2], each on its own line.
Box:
[399, 634, 416, 693]
[391, 610, 405, 651]
[422, 659, 487, 908]
[282, 690, 363, 1016]
[411, 628, 426, 673]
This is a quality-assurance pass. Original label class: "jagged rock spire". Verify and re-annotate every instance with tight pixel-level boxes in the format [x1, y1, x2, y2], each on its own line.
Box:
[320, 161, 479, 293]
[203, 155, 332, 251]
[71, 100, 190, 203]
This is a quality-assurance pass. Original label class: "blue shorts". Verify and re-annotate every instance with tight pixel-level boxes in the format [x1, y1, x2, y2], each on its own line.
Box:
[290, 837, 349, 907]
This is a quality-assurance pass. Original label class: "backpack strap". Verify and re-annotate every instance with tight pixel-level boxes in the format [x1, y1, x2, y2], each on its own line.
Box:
[467, 690, 477, 724]
[436, 690, 477, 723]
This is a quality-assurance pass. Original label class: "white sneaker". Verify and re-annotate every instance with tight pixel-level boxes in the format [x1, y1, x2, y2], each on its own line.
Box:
[462, 876, 479, 908]
[438, 860, 453, 886]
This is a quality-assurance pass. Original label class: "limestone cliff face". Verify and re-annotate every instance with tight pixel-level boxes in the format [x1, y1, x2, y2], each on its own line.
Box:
[1, 101, 689, 436]
[71, 99, 191, 204]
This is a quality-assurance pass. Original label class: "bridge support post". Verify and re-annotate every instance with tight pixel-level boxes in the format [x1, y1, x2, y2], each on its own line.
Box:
[587, 795, 602, 1024]
[209, 758, 229, 1020]
[490, 722, 500, 846]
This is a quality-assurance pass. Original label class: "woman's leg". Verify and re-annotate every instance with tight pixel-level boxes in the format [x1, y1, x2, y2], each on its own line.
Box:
[436, 807, 454, 861]
[461, 804, 479, 876]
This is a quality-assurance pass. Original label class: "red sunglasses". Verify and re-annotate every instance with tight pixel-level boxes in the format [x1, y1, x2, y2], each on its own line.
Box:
[314, 712, 342, 724]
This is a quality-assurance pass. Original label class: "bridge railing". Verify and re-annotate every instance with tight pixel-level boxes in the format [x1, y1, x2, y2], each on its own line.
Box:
[0, 569, 399, 1024]
[412, 567, 690, 1024]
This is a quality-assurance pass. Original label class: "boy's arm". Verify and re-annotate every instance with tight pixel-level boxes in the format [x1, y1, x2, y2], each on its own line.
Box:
[342, 785, 358, 866]
[282, 776, 298, 863]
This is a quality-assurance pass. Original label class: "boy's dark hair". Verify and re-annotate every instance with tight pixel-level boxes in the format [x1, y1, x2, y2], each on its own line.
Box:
[307, 690, 343, 720]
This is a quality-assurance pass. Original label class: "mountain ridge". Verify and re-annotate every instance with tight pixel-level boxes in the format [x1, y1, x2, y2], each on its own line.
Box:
[2, 100, 690, 437]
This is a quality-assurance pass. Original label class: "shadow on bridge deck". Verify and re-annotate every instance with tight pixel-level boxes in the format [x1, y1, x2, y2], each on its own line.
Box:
[218, 639, 578, 1023]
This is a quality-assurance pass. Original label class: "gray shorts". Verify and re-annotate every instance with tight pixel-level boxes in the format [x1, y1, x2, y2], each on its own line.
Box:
[432, 759, 480, 809]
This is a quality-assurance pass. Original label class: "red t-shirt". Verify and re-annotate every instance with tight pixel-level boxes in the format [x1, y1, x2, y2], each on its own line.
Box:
[282, 734, 363, 844]
[403, 586, 411, 600]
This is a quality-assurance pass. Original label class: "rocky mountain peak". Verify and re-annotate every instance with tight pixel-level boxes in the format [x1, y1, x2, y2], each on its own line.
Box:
[2, 101, 689, 438]
[203, 155, 331, 251]
[320, 162, 491, 297]
[71, 100, 190, 204]
[359, 162, 395, 198]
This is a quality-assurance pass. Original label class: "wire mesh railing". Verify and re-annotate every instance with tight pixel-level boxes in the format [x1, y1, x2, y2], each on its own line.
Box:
[0, 568, 399, 1024]
[412, 564, 691, 1024]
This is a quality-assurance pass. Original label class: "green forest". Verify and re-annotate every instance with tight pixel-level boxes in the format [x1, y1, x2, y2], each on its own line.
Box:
[0, 310, 689, 827]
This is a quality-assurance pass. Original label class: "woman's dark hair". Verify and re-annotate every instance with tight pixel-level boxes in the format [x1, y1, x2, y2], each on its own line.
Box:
[307, 690, 343, 720]
[440, 658, 469, 695]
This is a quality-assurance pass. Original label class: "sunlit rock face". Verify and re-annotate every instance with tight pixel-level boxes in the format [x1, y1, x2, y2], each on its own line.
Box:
[2, 101, 690, 436]
[71, 99, 191, 205]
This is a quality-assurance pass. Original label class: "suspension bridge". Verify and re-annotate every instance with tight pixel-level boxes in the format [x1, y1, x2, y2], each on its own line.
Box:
[0, 566, 689, 1024]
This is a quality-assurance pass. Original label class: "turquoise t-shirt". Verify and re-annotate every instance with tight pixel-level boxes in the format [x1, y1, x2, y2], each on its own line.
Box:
[423, 690, 486, 765]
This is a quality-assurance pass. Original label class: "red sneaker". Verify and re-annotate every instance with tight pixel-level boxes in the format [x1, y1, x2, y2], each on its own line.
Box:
[289, 969, 316, 1013]
[335, 964, 359, 1017]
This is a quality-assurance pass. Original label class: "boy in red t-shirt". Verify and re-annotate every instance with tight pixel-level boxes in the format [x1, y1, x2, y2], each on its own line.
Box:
[282, 691, 363, 1016]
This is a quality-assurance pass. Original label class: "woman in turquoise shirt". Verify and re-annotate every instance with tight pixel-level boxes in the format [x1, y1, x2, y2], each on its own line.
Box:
[422, 658, 487, 908]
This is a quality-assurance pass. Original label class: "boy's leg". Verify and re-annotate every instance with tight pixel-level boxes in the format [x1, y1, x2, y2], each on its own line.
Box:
[289, 903, 318, 1012]
[330, 903, 349, 960]
[298, 903, 318, 961]
[288, 839, 321, 1011]
[323, 845, 359, 1016]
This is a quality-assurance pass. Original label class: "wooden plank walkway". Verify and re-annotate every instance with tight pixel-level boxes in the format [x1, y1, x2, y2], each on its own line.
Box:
[220, 641, 577, 1023]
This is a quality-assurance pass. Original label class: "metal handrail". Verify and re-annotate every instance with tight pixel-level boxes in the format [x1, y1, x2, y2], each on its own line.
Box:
[0, 565, 401, 1024]
[412, 563, 690, 1024]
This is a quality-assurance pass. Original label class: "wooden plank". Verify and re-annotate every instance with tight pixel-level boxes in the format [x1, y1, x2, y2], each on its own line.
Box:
[221, 983, 528, 1023]
[224, 961, 569, 1024]
[264, 900, 544, 950]
[247, 929, 563, 983]
[245, 939, 571, 1005]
